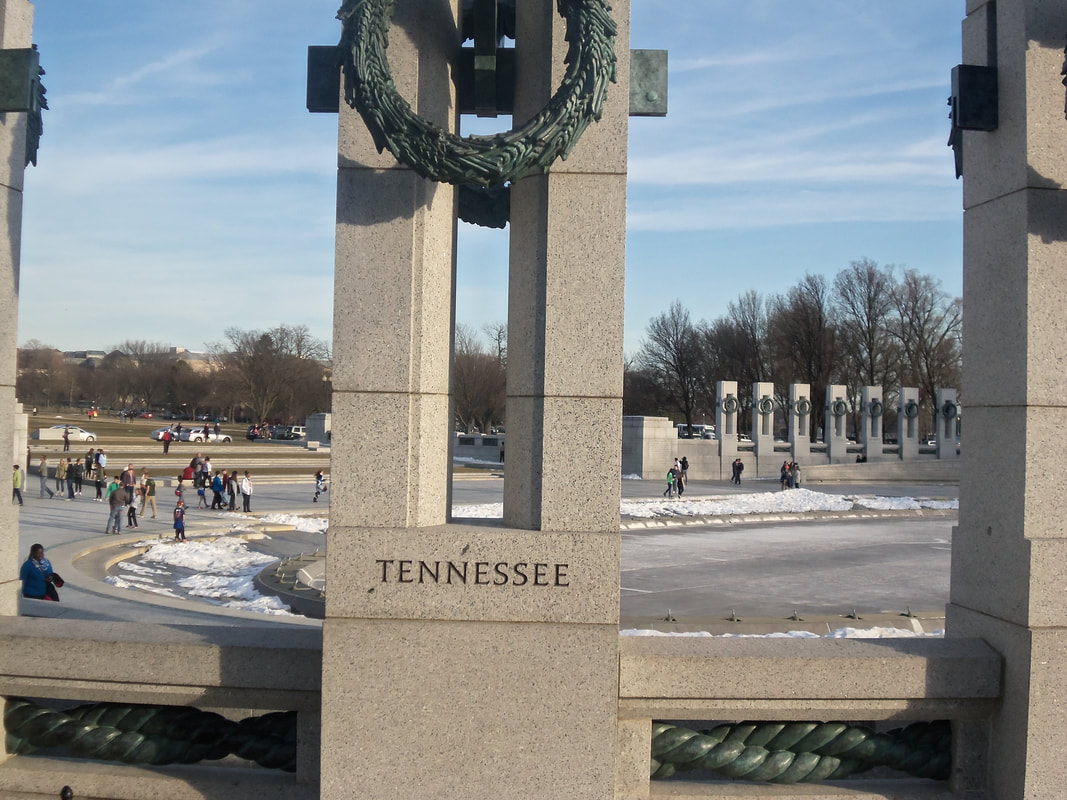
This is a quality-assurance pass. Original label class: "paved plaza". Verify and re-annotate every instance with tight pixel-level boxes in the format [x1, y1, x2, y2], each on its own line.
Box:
[16, 473, 957, 633]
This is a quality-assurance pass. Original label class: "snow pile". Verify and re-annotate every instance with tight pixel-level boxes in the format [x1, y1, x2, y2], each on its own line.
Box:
[106, 537, 293, 615]
[453, 489, 957, 520]
[258, 513, 329, 533]
[621, 626, 945, 638]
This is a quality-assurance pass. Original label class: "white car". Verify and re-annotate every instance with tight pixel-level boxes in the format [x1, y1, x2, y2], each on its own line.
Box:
[179, 426, 232, 443]
[148, 426, 178, 441]
[42, 425, 96, 442]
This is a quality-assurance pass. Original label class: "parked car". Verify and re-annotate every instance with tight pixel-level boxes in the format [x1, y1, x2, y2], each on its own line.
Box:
[148, 426, 176, 441]
[179, 426, 232, 443]
[277, 425, 307, 440]
[41, 424, 96, 442]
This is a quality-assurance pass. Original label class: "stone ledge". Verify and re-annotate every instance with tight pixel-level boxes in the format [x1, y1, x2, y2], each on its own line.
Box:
[0, 618, 322, 709]
[0, 756, 316, 800]
[619, 637, 1000, 704]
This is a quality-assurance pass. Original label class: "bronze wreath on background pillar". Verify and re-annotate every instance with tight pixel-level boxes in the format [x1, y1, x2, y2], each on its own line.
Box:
[338, 0, 617, 187]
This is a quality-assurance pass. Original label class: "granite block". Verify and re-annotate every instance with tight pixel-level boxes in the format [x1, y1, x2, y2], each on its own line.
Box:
[325, 522, 619, 624]
[320, 619, 618, 800]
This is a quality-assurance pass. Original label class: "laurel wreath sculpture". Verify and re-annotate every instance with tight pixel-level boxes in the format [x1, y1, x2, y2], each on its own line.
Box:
[4, 698, 297, 772]
[337, 0, 618, 187]
[651, 720, 951, 783]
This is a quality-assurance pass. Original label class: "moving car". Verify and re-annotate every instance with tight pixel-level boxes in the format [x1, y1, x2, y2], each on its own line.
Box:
[148, 426, 178, 441]
[277, 425, 307, 440]
[179, 426, 232, 443]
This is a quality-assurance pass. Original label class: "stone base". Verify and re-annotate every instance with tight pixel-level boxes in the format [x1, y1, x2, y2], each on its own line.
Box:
[320, 619, 619, 799]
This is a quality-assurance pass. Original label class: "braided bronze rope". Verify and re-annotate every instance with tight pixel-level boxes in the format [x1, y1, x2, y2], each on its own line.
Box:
[4, 698, 296, 772]
[651, 720, 950, 783]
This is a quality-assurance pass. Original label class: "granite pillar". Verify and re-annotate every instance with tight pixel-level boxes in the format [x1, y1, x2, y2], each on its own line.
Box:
[860, 386, 885, 461]
[0, 0, 32, 618]
[824, 383, 849, 464]
[946, 2, 1067, 798]
[897, 386, 921, 460]
[716, 380, 739, 471]
[787, 383, 811, 462]
[935, 388, 960, 460]
[750, 381, 775, 475]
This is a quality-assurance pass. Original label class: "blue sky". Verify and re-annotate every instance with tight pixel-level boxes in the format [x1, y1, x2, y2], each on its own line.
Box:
[18, 1, 963, 356]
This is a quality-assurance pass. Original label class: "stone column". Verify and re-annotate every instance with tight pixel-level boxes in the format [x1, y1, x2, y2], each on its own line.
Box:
[824, 384, 849, 464]
[859, 386, 885, 461]
[716, 380, 739, 471]
[787, 383, 811, 462]
[504, 0, 628, 535]
[750, 381, 775, 474]
[947, 5, 1067, 798]
[0, 0, 32, 617]
[896, 386, 920, 460]
[321, 0, 460, 795]
[934, 388, 959, 460]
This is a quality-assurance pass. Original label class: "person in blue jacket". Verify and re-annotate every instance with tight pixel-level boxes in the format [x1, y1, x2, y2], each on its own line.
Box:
[20, 543, 57, 600]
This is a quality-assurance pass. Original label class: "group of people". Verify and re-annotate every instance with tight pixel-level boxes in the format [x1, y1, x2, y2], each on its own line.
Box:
[178, 453, 254, 514]
[663, 457, 689, 499]
[779, 461, 802, 490]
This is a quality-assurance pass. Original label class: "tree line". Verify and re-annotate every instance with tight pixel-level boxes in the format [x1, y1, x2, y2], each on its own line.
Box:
[627, 259, 962, 439]
[17, 324, 332, 425]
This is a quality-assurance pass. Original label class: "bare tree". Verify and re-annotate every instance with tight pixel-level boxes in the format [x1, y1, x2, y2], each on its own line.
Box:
[769, 274, 839, 439]
[210, 324, 331, 423]
[890, 269, 963, 433]
[635, 301, 701, 430]
[452, 324, 505, 433]
[114, 340, 173, 409]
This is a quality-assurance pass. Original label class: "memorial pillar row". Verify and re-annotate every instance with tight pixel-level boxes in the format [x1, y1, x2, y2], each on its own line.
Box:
[0, 0, 33, 617]
[947, 2, 1067, 799]
[787, 383, 811, 463]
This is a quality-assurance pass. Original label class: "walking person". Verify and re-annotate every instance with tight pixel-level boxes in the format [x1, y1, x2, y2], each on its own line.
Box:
[54, 458, 66, 494]
[12, 464, 24, 506]
[240, 471, 253, 512]
[162, 427, 172, 455]
[680, 456, 689, 481]
[314, 470, 327, 503]
[62, 425, 70, 452]
[663, 467, 676, 499]
[226, 470, 238, 511]
[84, 447, 96, 480]
[65, 462, 75, 500]
[126, 495, 139, 529]
[210, 471, 224, 510]
[173, 500, 186, 542]
[37, 456, 54, 500]
[141, 472, 157, 518]
[94, 470, 105, 501]
[676, 467, 686, 498]
[72, 458, 84, 496]
[735, 458, 744, 485]
[120, 464, 136, 505]
[105, 476, 125, 534]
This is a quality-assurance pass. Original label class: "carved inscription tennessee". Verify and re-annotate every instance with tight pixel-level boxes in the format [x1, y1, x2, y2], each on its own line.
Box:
[376, 559, 570, 587]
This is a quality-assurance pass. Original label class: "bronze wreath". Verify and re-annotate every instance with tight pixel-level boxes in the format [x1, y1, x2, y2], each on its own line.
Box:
[758, 398, 775, 415]
[795, 399, 812, 416]
[941, 401, 957, 420]
[338, 0, 618, 187]
[868, 399, 884, 418]
[904, 400, 920, 420]
[831, 399, 848, 418]
[722, 396, 740, 415]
